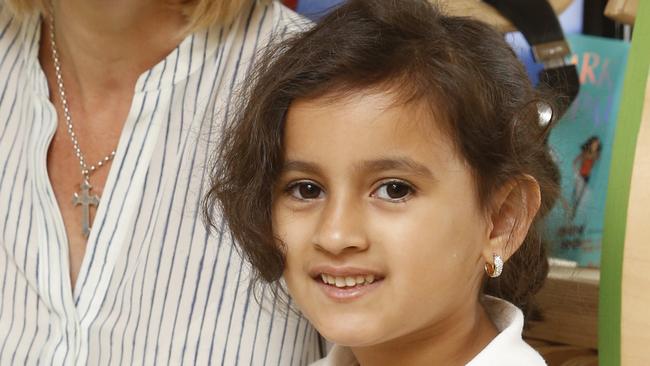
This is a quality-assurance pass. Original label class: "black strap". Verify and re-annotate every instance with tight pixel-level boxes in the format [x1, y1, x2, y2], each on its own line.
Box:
[483, 0, 564, 44]
[483, 0, 580, 118]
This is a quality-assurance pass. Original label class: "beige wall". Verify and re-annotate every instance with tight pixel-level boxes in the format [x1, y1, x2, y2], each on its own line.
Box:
[621, 69, 650, 366]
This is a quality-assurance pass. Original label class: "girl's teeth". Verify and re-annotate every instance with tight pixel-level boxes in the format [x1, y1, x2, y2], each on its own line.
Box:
[327, 275, 336, 285]
[320, 274, 378, 287]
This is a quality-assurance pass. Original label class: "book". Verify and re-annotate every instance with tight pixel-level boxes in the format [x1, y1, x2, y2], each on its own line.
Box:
[544, 34, 630, 268]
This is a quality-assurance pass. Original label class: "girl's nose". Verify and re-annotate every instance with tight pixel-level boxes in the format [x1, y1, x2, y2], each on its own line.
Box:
[311, 196, 368, 256]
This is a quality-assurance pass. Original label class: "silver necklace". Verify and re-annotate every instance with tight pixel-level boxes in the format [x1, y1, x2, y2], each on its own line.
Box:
[48, 11, 116, 238]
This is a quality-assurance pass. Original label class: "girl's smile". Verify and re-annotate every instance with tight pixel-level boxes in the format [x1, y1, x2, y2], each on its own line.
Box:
[309, 265, 385, 302]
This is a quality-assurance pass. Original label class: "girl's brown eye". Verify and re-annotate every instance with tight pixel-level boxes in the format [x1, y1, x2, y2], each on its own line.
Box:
[373, 180, 414, 201]
[287, 181, 324, 200]
[299, 183, 322, 199]
[386, 183, 410, 198]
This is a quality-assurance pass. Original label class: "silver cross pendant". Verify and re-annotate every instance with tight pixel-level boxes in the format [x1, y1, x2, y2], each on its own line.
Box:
[72, 180, 100, 238]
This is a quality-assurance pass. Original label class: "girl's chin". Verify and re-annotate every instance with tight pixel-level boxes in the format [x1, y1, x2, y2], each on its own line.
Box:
[314, 321, 386, 348]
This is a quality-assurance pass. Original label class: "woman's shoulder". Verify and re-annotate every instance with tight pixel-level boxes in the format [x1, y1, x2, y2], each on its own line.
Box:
[0, 4, 39, 81]
[0, 3, 18, 39]
[227, 0, 311, 44]
[0, 4, 39, 50]
[269, 0, 312, 33]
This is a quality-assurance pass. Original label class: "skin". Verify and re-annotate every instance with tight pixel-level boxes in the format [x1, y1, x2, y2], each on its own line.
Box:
[40, 0, 187, 288]
[273, 90, 541, 365]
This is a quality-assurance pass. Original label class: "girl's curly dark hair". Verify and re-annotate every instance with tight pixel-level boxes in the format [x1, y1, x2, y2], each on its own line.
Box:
[204, 0, 561, 316]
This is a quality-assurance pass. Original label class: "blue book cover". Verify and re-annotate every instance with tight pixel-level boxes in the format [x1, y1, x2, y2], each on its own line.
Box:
[545, 34, 630, 267]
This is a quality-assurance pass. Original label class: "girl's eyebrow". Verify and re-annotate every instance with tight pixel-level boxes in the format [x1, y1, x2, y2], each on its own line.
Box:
[281, 160, 323, 175]
[281, 158, 434, 178]
[358, 158, 434, 178]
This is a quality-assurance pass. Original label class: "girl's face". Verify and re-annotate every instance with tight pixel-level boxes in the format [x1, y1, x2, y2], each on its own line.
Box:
[273, 91, 490, 347]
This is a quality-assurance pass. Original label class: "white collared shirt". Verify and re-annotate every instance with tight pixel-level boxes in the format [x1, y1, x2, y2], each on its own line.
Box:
[0, 2, 319, 365]
[311, 296, 546, 366]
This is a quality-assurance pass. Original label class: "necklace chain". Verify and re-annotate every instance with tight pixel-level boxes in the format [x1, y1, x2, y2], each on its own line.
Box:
[48, 11, 116, 181]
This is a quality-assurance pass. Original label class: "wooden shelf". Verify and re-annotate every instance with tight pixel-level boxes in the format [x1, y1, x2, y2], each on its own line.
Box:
[546, 265, 600, 285]
[525, 265, 599, 349]
[527, 339, 598, 366]
[524, 265, 600, 365]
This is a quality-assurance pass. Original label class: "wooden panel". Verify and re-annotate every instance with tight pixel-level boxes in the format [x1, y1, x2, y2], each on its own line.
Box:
[527, 339, 598, 366]
[525, 266, 599, 350]
[621, 70, 650, 366]
[433, 0, 573, 33]
[605, 0, 638, 24]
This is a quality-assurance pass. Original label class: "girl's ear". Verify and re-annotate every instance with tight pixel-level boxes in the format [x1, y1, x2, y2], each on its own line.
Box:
[483, 175, 541, 264]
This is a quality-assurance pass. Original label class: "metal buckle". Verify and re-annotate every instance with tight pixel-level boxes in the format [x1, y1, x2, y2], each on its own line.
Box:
[532, 40, 571, 69]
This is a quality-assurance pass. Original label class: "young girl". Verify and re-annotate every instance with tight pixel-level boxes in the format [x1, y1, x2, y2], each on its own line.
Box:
[205, 0, 560, 364]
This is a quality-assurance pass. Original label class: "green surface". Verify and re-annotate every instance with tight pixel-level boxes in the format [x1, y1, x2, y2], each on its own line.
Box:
[600, 2, 650, 365]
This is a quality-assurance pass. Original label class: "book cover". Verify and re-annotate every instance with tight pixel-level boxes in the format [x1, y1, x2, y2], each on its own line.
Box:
[545, 34, 630, 267]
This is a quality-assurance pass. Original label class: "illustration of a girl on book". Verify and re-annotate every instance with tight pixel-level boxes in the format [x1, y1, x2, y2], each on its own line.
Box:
[571, 136, 602, 219]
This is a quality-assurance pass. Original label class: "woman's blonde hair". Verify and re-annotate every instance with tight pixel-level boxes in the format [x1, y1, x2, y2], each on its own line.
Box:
[182, 0, 257, 31]
[3, 0, 256, 31]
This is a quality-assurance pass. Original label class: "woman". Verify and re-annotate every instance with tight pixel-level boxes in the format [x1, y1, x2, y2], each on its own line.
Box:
[0, 0, 319, 364]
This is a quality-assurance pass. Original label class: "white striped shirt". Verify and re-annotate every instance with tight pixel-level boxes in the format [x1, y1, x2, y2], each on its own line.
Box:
[0, 1, 320, 365]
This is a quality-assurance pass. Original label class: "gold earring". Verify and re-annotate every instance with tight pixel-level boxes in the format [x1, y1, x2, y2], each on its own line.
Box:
[484, 253, 503, 278]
